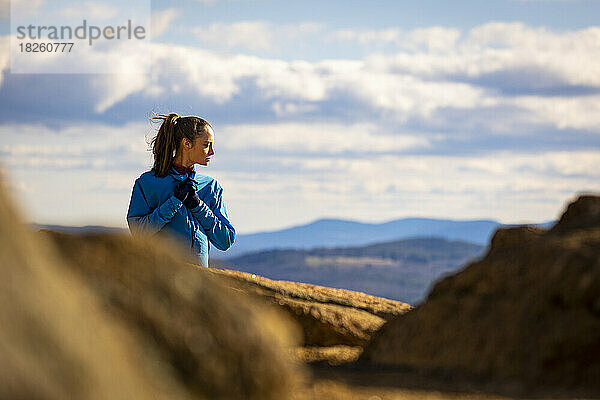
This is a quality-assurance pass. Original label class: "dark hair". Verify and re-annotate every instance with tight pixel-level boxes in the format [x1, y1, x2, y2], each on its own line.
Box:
[149, 113, 213, 177]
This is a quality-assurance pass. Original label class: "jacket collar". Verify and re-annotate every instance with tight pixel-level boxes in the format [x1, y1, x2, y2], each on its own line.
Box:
[169, 166, 196, 181]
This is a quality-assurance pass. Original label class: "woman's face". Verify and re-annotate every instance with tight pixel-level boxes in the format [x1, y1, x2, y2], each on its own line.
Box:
[185, 126, 215, 166]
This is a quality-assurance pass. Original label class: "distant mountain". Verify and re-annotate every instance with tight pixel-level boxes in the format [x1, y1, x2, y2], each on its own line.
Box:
[32, 217, 554, 260]
[216, 237, 486, 305]
[213, 217, 554, 259]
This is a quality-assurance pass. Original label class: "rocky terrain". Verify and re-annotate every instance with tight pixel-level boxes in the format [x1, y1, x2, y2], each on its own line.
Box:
[361, 195, 600, 397]
[40, 230, 305, 400]
[208, 267, 412, 348]
[2, 163, 599, 399]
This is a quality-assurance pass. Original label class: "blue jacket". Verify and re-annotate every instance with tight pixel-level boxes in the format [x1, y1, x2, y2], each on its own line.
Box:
[126, 167, 236, 267]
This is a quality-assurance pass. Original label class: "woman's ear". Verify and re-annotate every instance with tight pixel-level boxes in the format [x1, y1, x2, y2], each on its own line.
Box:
[182, 138, 192, 149]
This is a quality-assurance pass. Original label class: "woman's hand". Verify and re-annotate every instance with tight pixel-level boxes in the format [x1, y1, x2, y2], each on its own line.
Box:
[183, 178, 201, 209]
[174, 180, 191, 203]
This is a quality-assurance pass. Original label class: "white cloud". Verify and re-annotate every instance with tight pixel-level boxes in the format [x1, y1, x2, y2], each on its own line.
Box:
[279, 22, 323, 38]
[145, 44, 248, 103]
[462, 23, 600, 86]
[141, 44, 328, 106]
[512, 95, 600, 131]
[3, 21, 600, 133]
[339, 70, 495, 120]
[406, 27, 461, 52]
[151, 8, 179, 39]
[192, 21, 324, 52]
[0, 121, 151, 170]
[216, 148, 600, 232]
[191, 22, 600, 129]
[327, 23, 600, 130]
[61, 1, 120, 20]
[217, 122, 430, 154]
[140, 43, 493, 121]
[271, 102, 317, 117]
[253, 59, 328, 101]
[329, 27, 402, 44]
[91, 72, 149, 113]
[194, 21, 272, 51]
[329, 26, 461, 52]
[281, 150, 597, 220]
[7, 0, 44, 17]
[330, 22, 600, 91]
[3, 120, 598, 230]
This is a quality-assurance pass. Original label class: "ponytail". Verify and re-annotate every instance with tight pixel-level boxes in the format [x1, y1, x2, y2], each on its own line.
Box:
[149, 112, 214, 178]
[150, 113, 180, 177]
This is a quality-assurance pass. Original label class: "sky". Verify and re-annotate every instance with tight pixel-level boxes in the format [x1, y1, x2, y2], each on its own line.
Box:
[0, 0, 599, 233]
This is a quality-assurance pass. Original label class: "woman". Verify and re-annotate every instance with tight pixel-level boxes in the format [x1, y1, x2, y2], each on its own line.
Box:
[126, 113, 235, 267]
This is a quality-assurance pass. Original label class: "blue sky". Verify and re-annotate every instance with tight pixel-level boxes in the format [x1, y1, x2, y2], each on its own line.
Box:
[0, 0, 599, 233]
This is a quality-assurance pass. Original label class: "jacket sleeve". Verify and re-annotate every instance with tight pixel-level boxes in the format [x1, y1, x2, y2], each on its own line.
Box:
[127, 179, 184, 237]
[189, 185, 236, 251]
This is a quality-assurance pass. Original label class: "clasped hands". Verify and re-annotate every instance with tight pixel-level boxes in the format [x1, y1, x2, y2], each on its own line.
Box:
[174, 178, 201, 209]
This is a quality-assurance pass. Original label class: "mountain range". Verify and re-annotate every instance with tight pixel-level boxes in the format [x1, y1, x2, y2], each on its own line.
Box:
[34, 217, 554, 259]
[215, 237, 486, 305]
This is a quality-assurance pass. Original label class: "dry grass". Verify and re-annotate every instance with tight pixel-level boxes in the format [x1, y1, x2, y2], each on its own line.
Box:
[292, 346, 363, 365]
[209, 267, 412, 320]
[207, 267, 412, 347]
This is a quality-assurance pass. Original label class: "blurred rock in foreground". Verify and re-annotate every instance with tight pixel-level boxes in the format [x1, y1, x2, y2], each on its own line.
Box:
[0, 172, 188, 400]
[40, 229, 305, 400]
[361, 194, 600, 392]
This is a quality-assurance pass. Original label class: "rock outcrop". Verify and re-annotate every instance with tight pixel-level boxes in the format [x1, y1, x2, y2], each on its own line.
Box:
[40, 230, 305, 400]
[361, 195, 600, 391]
[0, 172, 189, 400]
[210, 268, 412, 347]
